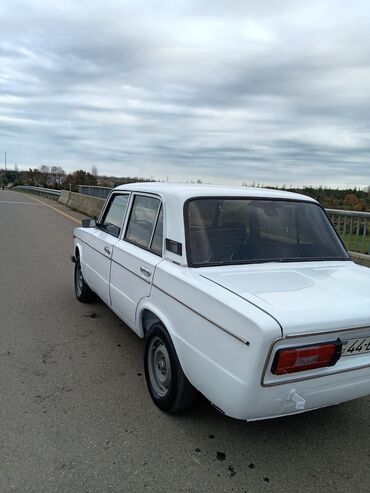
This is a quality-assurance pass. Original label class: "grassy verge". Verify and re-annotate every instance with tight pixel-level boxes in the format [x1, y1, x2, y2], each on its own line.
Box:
[339, 232, 369, 254]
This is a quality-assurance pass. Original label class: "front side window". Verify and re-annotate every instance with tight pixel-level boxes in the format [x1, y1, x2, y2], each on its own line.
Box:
[101, 194, 130, 237]
[186, 198, 349, 266]
[125, 195, 162, 252]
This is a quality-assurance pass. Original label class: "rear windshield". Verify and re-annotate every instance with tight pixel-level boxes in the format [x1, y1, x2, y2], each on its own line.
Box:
[186, 198, 349, 266]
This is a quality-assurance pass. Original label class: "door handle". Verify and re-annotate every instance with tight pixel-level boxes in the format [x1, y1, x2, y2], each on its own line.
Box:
[140, 266, 152, 277]
[104, 246, 111, 255]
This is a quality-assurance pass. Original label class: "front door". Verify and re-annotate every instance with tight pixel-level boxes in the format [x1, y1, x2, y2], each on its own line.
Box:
[83, 192, 130, 305]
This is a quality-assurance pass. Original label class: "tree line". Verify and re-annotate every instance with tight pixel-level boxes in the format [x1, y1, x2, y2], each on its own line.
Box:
[243, 182, 370, 211]
[277, 185, 370, 211]
[1, 166, 369, 211]
[0, 166, 153, 192]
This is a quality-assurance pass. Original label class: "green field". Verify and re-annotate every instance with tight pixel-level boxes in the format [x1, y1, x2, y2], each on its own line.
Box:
[339, 232, 370, 254]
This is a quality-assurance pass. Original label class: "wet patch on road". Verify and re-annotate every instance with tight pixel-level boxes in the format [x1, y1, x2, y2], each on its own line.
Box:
[83, 312, 100, 319]
[216, 451, 226, 461]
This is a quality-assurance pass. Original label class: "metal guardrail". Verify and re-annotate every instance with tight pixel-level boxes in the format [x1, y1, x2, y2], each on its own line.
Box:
[13, 185, 61, 201]
[78, 185, 112, 199]
[326, 209, 370, 255]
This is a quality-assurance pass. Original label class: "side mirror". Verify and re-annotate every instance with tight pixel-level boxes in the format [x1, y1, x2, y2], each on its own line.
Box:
[82, 218, 97, 228]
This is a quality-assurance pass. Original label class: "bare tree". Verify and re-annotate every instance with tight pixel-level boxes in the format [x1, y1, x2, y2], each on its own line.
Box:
[50, 166, 66, 188]
[91, 165, 98, 177]
[39, 165, 50, 187]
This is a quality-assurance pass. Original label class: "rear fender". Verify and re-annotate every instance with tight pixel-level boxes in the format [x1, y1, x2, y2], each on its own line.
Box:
[136, 299, 175, 341]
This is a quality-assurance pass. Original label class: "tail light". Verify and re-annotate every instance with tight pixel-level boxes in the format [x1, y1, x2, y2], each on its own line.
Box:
[271, 341, 342, 375]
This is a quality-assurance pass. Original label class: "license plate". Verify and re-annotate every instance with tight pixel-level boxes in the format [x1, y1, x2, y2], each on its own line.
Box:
[342, 336, 370, 356]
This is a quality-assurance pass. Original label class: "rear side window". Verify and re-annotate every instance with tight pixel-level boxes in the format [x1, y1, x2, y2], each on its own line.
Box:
[150, 206, 163, 255]
[125, 195, 162, 253]
[101, 194, 130, 237]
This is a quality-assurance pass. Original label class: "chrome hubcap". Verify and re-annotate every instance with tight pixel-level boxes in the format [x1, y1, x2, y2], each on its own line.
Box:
[148, 336, 171, 397]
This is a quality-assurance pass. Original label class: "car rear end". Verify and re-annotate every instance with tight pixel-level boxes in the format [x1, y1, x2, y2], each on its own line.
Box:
[184, 192, 370, 420]
[244, 323, 370, 420]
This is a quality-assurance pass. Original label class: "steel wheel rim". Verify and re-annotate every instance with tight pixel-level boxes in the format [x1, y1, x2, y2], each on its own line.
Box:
[76, 264, 83, 296]
[148, 336, 172, 397]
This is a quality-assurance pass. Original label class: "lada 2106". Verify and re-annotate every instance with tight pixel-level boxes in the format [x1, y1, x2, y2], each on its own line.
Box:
[72, 183, 370, 420]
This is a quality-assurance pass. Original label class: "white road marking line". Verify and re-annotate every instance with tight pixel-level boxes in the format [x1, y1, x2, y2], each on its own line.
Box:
[0, 200, 37, 205]
[0, 200, 38, 204]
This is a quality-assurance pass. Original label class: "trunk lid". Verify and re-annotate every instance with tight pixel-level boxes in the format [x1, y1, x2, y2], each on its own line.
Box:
[200, 260, 370, 336]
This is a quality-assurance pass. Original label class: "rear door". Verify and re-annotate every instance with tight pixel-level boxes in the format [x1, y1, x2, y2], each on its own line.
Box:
[83, 192, 130, 305]
[110, 193, 164, 332]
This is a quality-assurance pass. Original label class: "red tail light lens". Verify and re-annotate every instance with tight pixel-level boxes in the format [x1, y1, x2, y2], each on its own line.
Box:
[272, 342, 341, 375]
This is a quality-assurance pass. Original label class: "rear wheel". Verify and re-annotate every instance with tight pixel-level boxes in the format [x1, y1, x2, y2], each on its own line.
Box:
[74, 258, 95, 303]
[144, 322, 196, 413]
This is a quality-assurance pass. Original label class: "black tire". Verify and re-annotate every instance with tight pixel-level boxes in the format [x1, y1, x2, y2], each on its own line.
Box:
[74, 258, 95, 303]
[144, 323, 196, 413]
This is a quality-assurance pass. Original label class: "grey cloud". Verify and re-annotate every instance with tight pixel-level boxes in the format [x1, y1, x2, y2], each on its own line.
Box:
[0, 0, 369, 186]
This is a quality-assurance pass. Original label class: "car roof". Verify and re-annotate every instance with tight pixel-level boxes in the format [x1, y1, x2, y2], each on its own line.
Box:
[114, 182, 317, 203]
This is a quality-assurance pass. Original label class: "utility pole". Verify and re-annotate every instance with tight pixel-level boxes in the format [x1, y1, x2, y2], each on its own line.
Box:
[4, 151, 7, 171]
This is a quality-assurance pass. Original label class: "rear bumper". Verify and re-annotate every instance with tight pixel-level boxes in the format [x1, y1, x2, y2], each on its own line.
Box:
[225, 365, 370, 421]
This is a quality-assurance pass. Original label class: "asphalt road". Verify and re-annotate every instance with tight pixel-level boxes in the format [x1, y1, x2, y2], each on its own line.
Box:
[1, 189, 370, 493]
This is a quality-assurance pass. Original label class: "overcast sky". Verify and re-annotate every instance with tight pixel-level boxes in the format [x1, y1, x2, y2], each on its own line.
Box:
[1, 0, 369, 187]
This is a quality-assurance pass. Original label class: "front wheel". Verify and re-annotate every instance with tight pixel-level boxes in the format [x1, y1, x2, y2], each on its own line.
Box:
[144, 323, 196, 413]
[74, 259, 95, 303]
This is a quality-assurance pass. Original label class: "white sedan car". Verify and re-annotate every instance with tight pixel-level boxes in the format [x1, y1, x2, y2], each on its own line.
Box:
[72, 183, 370, 420]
